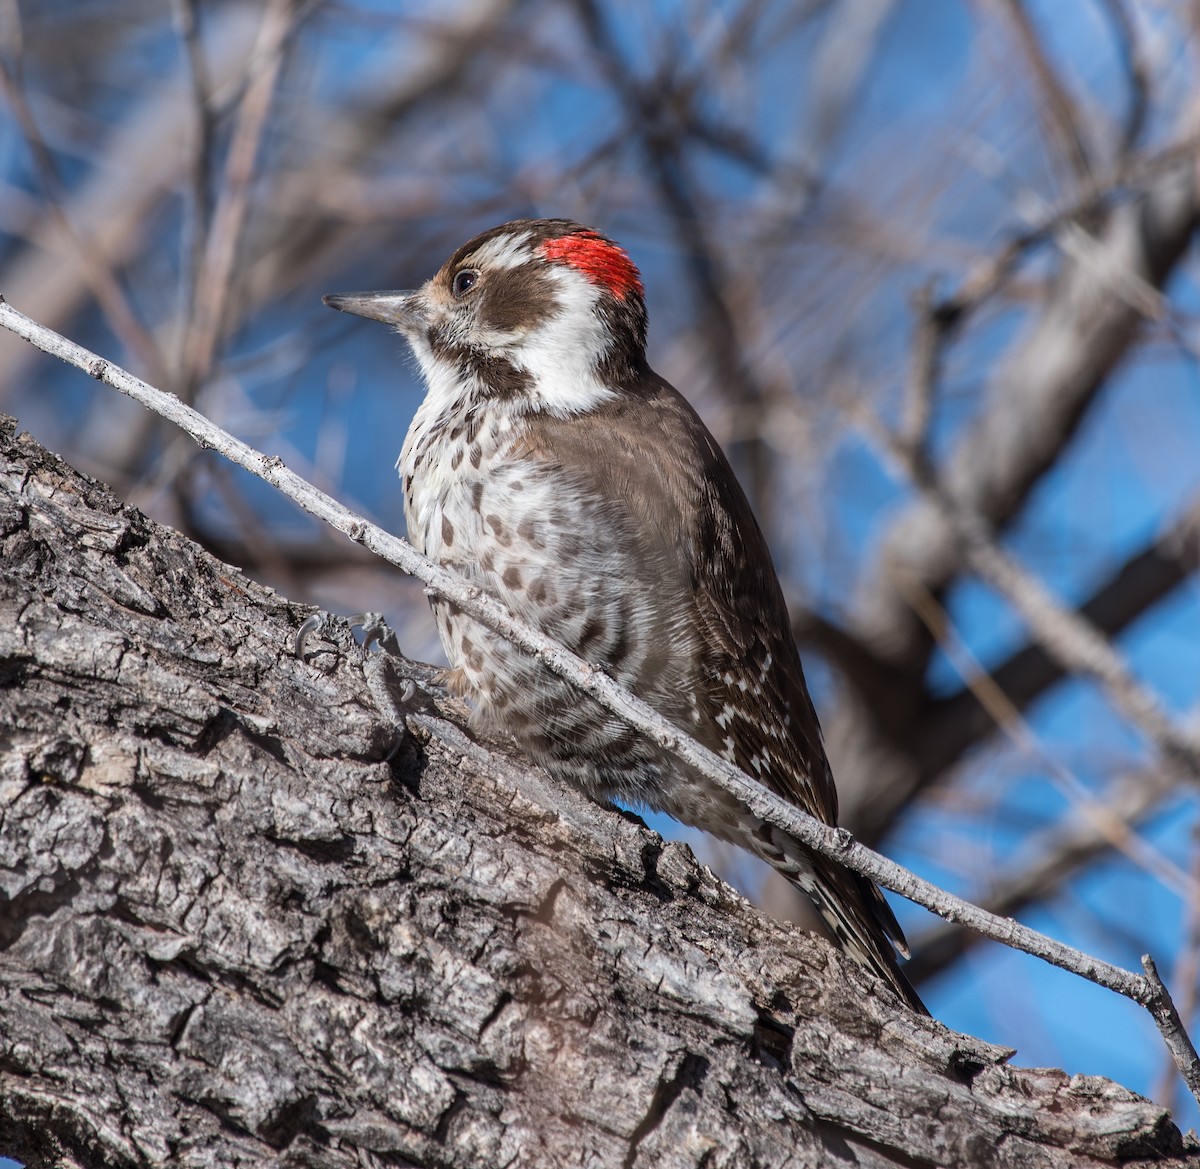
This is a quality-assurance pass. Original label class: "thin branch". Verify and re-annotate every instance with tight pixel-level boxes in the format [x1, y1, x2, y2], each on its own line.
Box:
[899, 282, 954, 459]
[1095, 0, 1151, 154]
[183, 0, 296, 395]
[3, 298, 1199, 1104]
[0, 3, 262, 409]
[1145, 955, 1200, 1105]
[170, 0, 216, 373]
[0, 0, 167, 386]
[931, 134, 1200, 331]
[897, 569, 1197, 899]
[868, 296, 1200, 995]
[1157, 825, 1200, 1112]
[876, 414, 1200, 780]
[179, 0, 522, 331]
[994, 0, 1094, 184]
[840, 488, 1200, 836]
[858, 155, 1197, 668]
[907, 764, 1184, 984]
[924, 495, 1200, 779]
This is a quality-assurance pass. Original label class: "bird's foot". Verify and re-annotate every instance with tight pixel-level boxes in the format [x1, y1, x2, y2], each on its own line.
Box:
[294, 610, 402, 662]
[294, 611, 423, 757]
[294, 608, 459, 707]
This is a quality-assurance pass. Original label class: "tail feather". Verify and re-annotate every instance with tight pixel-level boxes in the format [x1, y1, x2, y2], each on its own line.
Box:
[860, 868, 910, 960]
[755, 823, 928, 1015]
[806, 862, 928, 1015]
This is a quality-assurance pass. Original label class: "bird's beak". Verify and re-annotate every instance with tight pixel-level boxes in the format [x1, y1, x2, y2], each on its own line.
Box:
[323, 290, 429, 332]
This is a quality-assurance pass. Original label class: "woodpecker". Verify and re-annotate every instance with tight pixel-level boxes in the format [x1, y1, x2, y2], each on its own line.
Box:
[325, 218, 926, 1013]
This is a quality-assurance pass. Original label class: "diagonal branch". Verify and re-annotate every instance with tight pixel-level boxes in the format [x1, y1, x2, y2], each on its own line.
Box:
[182, 0, 297, 395]
[844, 496, 1200, 842]
[1157, 829, 1200, 1113]
[994, 0, 1095, 184]
[898, 569, 1196, 897]
[890, 437, 1200, 779]
[832, 186, 1200, 837]
[906, 764, 1185, 985]
[170, 0, 216, 362]
[3, 297, 1199, 1105]
[1094, 0, 1151, 154]
[0, 0, 167, 386]
[0, 3, 262, 414]
[5, 412, 1193, 1164]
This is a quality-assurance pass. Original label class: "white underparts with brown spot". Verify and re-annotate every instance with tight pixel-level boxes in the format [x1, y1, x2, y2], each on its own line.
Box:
[397, 360, 704, 813]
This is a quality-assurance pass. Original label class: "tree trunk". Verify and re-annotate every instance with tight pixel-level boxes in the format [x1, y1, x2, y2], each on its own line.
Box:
[0, 413, 1193, 1168]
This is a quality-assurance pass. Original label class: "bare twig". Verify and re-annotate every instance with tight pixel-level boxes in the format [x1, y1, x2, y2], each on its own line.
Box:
[993, 0, 1094, 184]
[184, 0, 296, 394]
[0, 3, 261, 405]
[0, 0, 167, 385]
[1095, 0, 1151, 154]
[170, 0, 216, 367]
[930, 133, 1200, 333]
[897, 569, 1197, 898]
[924, 494, 1200, 780]
[1144, 955, 1200, 1105]
[230, 0, 521, 302]
[908, 764, 1185, 983]
[841, 490, 1200, 838]
[880, 419, 1200, 780]
[1157, 827, 1200, 1112]
[860, 157, 1197, 666]
[899, 282, 953, 458]
[872, 275, 1200, 781]
[870, 284, 1200, 1004]
[3, 298, 1199, 1104]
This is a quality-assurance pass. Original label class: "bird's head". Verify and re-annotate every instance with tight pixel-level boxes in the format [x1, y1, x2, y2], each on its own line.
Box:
[324, 219, 648, 416]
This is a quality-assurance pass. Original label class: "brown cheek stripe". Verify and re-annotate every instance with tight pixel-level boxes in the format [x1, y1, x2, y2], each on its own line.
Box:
[540, 231, 644, 301]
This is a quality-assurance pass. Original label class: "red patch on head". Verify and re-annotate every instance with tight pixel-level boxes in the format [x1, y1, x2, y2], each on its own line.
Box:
[540, 230, 644, 301]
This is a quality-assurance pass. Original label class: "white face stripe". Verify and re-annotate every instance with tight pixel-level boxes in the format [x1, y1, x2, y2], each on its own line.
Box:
[468, 230, 535, 271]
[505, 265, 616, 417]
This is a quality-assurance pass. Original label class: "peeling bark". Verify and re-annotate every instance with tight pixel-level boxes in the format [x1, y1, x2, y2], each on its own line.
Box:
[0, 414, 1194, 1168]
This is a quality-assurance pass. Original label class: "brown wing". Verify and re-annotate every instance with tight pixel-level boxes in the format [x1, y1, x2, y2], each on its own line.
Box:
[513, 369, 837, 824]
[513, 370, 922, 1009]
[679, 400, 839, 827]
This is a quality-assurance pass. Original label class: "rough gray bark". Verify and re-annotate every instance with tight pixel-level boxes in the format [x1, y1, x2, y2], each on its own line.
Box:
[0, 414, 1195, 1169]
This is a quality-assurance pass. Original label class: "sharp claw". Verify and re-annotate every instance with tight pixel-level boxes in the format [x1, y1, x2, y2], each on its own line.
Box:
[294, 613, 325, 660]
[348, 611, 403, 657]
[294, 611, 405, 662]
[345, 611, 384, 651]
[294, 608, 417, 757]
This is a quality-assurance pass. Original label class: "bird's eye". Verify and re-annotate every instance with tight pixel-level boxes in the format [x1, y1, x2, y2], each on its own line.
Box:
[452, 269, 479, 297]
